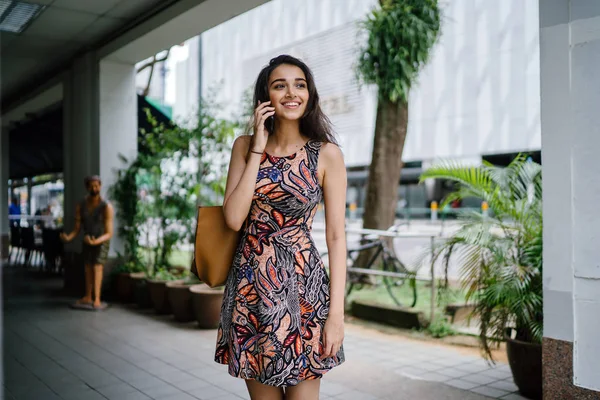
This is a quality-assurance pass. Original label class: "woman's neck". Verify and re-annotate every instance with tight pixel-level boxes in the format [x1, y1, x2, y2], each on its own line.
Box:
[271, 119, 305, 148]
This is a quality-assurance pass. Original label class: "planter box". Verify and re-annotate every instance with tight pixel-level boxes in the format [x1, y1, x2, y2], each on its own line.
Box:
[133, 275, 152, 309]
[167, 281, 195, 322]
[190, 284, 224, 329]
[351, 300, 427, 329]
[115, 273, 134, 303]
[506, 330, 542, 399]
[445, 303, 475, 324]
[148, 279, 183, 315]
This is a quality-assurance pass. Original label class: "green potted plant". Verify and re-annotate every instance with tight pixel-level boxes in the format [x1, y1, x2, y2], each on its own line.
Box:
[109, 154, 146, 303]
[137, 97, 234, 315]
[138, 148, 192, 315]
[421, 155, 542, 399]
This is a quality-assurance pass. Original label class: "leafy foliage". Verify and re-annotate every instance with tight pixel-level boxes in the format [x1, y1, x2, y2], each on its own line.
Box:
[110, 155, 145, 272]
[357, 0, 441, 103]
[110, 96, 236, 278]
[420, 155, 543, 361]
[426, 317, 456, 338]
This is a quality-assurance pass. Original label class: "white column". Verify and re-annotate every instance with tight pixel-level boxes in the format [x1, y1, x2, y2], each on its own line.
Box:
[541, 0, 600, 391]
[99, 60, 137, 257]
[1, 128, 9, 260]
[63, 53, 137, 256]
[570, 4, 600, 390]
[540, 0, 574, 343]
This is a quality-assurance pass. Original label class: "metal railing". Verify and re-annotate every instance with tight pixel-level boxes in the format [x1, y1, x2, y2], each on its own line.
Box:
[313, 225, 445, 322]
[8, 215, 62, 227]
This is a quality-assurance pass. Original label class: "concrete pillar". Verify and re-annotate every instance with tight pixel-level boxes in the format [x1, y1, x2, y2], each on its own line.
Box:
[63, 53, 137, 256]
[98, 59, 138, 257]
[541, 0, 600, 395]
[1, 128, 9, 260]
[26, 179, 32, 216]
[63, 53, 99, 253]
[570, 6, 600, 391]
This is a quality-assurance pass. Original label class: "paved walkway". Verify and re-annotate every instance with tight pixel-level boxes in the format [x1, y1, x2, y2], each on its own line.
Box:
[2, 267, 528, 400]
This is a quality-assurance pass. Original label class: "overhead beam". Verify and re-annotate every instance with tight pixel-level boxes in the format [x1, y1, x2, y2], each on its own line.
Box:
[1, 84, 62, 128]
[99, 0, 269, 63]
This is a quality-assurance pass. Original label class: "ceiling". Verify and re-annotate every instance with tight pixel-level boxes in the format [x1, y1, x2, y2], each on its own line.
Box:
[0, 0, 168, 111]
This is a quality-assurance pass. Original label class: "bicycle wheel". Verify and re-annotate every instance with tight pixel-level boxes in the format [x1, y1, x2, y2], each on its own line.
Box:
[382, 254, 418, 307]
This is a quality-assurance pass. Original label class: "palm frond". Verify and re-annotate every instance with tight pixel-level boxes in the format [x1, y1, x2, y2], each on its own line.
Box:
[420, 156, 544, 361]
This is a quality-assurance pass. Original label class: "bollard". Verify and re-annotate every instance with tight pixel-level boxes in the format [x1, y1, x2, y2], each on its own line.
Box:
[481, 201, 489, 217]
[430, 201, 438, 221]
[349, 202, 357, 220]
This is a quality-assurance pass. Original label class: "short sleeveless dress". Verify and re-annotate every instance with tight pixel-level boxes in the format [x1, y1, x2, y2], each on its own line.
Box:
[80, 198, 110, 265]
[215, 140, 345, 387]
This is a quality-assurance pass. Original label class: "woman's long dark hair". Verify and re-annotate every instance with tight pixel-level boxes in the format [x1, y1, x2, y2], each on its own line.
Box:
[251, 54, 338, 145]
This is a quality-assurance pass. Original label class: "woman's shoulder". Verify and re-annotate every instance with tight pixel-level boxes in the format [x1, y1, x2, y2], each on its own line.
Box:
[319, 141, 344, 160]
[232, 135, 252, 154]
[233, 135, 252, 148]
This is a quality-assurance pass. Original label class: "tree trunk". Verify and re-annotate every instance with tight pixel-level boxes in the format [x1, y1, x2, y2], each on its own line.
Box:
[352, 98, 408, 275]
[363, 98, 408, 231]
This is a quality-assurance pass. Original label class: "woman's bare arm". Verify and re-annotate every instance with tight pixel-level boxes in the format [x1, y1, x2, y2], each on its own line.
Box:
[320, 142, 347, 358]
[222, 136, 262, 230]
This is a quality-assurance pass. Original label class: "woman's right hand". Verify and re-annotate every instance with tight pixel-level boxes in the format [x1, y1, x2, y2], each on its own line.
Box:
[252, 101, 275, 153]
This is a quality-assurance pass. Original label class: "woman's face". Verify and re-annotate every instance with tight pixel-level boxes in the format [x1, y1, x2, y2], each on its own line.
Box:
[268, 64, 309, 122]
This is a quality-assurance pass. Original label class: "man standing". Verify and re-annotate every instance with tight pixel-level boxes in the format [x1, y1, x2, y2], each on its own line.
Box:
[61, 176, 114, 309]
[8, 196, 21, 227]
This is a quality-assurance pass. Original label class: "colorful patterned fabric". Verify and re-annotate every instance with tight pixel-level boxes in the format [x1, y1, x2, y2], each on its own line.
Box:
[215, 140, 344, 387]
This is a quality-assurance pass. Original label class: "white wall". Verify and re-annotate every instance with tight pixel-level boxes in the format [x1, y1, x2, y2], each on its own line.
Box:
[406, 0, 540, 161]
[194, 0, 540, 166]
[173, 37, 200, 123]
[199, 0, 378, 166]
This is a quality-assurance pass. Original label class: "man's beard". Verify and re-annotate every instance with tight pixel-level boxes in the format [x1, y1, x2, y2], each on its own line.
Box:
[89, 190, 100, 197]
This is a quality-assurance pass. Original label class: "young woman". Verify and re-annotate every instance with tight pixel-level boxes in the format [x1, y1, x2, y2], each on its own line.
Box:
[215, 54, 347, 400]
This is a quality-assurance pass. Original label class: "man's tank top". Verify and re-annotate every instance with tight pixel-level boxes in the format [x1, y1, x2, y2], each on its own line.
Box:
[80, 199, 108, 237]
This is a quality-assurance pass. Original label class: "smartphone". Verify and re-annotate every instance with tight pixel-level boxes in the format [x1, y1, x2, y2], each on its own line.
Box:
[265, 115, 274, 134]
[260, 96, 275, 134]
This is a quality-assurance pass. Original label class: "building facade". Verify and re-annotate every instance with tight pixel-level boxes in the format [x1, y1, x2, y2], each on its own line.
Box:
[173, 0, 541, 209]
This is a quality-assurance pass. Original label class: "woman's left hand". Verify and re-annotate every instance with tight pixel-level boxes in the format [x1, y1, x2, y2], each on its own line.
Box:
[322, 314, 344, 358]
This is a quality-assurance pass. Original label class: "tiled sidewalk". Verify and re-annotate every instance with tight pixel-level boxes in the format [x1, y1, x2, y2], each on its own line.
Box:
[2, 268, 528, 400]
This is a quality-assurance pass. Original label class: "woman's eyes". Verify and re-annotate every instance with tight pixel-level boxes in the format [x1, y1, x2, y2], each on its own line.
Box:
[274, 83, 307, 89]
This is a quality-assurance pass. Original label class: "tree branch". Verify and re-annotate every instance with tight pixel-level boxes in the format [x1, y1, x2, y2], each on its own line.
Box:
[137, 49, 171, 97]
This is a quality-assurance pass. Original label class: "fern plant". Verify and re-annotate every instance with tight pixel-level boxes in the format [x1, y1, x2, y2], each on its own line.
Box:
[420, 155, 543, 361]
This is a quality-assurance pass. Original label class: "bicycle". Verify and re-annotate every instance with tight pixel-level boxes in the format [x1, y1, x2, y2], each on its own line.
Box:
[321, 223, 418, 307]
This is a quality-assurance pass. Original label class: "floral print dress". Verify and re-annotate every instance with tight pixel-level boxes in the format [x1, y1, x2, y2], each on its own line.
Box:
[215, 140, 344, 387]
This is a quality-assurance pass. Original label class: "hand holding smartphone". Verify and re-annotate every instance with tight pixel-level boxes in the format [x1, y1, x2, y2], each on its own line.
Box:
[252, 100, 275, 153]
